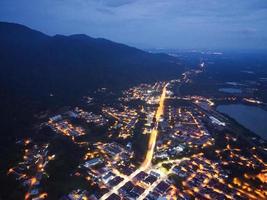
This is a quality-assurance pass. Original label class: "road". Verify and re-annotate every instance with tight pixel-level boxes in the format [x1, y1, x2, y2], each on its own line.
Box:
[137, 157, 189, 200]
[100, 168, 143, 200]
[100, 83, 168, 200]
[141, 83, 168, 169]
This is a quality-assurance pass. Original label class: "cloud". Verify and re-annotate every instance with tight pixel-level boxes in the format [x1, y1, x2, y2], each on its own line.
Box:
[96, 8, 115, 15]
[240, 28, 257, 35]
[0, 0, 266, 49]
[99, 0, 137, 7]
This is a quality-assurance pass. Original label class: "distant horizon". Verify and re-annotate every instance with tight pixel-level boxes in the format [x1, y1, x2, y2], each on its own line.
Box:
[1, 3, 267, 200]
[1, 0, 267, 50]
[1, 20, 267, 53]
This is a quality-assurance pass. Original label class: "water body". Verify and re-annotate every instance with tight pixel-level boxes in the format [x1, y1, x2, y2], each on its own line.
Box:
[226, 82, 245, 86]
[217, 104, 267, 140]
[219, 88, 242, 94]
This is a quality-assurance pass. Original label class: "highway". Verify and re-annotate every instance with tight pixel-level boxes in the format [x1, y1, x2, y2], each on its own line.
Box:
[142, 83, 168, 168]
[100, 83, 168, 200]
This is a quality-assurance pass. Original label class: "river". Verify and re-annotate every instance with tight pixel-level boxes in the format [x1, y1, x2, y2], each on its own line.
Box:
[217, 104, 267, 140]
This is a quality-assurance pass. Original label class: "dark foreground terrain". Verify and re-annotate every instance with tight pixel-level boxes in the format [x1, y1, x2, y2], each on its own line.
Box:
[0, 21, 182, 177]
[1, 23, 267, 200]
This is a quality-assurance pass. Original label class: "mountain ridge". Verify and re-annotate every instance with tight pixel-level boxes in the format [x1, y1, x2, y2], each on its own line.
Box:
[0, 22, 183, 197]
[0, 21, 182, 100]
[0, 21, 183, 145]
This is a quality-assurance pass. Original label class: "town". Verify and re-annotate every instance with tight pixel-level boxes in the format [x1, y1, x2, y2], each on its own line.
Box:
[7, 68, 267, 200]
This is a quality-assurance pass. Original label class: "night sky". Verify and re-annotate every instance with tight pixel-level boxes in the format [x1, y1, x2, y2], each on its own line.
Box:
[1, 0, 267, 50]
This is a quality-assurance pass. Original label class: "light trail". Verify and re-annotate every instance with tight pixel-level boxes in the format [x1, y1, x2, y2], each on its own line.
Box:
[142, 83, 168, 169]
[101, 83, 168, 200]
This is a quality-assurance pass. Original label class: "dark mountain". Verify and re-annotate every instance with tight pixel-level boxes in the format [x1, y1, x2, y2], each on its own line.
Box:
[0, 22, 181, 101]
[0, 21, 182, 143]
[0, 22, 183, 199]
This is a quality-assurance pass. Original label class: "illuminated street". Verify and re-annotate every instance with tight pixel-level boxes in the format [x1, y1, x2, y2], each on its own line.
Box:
[6, 70, 267, 200]
[142, 83, 168, 168]
[101, 83, 168, 199]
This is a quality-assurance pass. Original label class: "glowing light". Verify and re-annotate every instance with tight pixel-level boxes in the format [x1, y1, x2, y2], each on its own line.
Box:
[142, 83, 168, 168]
[30, 177, 37, 186]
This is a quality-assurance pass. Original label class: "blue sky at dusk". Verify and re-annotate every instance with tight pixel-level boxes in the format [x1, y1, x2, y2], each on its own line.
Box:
[0, 0, 267, 49]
